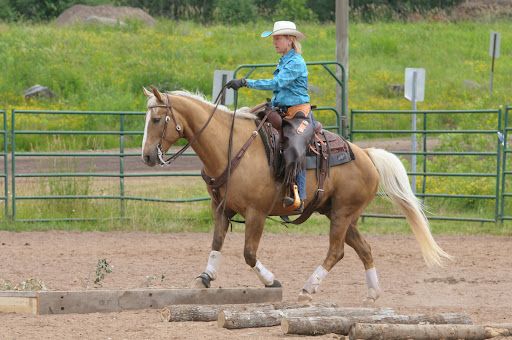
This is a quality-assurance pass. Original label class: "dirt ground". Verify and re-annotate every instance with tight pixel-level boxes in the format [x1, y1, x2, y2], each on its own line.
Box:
[0, 231, 511, 339]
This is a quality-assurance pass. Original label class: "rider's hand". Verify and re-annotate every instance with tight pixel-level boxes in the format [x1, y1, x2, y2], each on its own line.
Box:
[226, 78, 247, 90]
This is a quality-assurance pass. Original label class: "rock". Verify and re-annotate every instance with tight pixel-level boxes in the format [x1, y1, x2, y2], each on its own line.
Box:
[55, 5, 156, 26]
[24, 85, 55, 99]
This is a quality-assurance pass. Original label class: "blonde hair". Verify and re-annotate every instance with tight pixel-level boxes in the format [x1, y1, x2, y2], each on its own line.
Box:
[290, 36, 302, 54]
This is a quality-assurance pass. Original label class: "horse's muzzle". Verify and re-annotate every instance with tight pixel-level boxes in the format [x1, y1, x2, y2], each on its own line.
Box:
[142, 148, 158, 167]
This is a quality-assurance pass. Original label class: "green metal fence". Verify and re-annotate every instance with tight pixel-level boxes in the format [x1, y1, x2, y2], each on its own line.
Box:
[3, 106, 511, 223]
[234, 61, 346, 136]
[350, 109, 503, 223]
[501, 106, 512, 221]
[10, 109, 209, 222]
[0, 110, 7, 219]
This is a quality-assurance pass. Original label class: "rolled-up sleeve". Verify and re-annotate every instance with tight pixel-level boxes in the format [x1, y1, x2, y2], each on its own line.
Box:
[246, 78, 276, 90]
[246, 59, 305, 91]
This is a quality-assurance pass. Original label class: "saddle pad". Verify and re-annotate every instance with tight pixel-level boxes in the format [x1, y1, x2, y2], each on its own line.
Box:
[306, 131, 355, 169]
[306, 151, 352, 169]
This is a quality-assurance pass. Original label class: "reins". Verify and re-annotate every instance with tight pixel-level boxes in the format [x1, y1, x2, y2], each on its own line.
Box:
[147, 85, 229, 167]
[147, 85, 248, 222]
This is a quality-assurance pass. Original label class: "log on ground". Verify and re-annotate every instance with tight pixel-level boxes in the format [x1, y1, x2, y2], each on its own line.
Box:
[348, 323, 511, 340]
[281, 313, 472, 336]
[161, 304, 274, 322]
[160, 302, 338, 322]
[218, 306, 395, 329]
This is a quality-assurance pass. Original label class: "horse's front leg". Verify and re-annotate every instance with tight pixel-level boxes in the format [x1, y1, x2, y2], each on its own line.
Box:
[192, 203, 232, 288]
[244, 209, 281, 288]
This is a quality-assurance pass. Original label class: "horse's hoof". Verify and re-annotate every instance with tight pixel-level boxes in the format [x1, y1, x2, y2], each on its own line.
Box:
[191, 273, 211, 288]
[362, 297, 376, 307]
[191, 277, 207, 288]
[298, 289, 313, 303]
[265, 279, 282, 288]
[363, 288, 380, 306]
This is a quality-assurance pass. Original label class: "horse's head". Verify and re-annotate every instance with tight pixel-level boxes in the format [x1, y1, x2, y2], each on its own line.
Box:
[141, 87, 184, 166]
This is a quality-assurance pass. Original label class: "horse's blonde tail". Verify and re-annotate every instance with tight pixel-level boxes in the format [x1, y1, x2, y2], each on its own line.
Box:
[366, 148, 452, 267]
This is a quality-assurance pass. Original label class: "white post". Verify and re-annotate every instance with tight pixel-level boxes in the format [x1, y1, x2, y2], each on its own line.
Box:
[411, 71, 417, 194]
[212, 70, 234, 105]
[404, 68, 426, 194]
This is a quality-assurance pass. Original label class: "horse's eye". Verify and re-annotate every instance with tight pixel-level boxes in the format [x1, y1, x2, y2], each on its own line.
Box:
[152, 117, 161, 124]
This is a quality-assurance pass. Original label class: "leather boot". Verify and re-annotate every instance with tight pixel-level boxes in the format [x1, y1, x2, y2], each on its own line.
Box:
[282, 196, 295, 207]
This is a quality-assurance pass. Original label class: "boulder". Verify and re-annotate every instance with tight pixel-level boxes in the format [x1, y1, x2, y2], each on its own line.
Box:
[55, 4, 155, 26]
[24, 85, 55, 99]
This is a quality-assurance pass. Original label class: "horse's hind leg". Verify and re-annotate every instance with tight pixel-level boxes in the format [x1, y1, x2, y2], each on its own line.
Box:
[192, 203, 231, 288]
[298, 211, 352, 302]
[345, 222, 382, 303]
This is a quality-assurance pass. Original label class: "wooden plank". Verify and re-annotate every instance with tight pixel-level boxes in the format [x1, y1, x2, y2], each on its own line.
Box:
[0, 291, 38, 297]
[37, 287, 282, 315]
[0, 296, 38, 314]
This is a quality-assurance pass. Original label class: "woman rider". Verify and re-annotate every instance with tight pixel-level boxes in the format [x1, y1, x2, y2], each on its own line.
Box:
[226, 20, 314, 213]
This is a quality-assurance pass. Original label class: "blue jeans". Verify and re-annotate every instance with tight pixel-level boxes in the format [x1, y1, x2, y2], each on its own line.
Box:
[297, 169, 306, 200]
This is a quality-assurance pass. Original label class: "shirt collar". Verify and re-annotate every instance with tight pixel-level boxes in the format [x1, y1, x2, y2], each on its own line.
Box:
[279, 49, 296, 63]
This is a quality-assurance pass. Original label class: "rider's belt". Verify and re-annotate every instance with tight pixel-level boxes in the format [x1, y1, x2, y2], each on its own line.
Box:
[281, 103, 311, 119]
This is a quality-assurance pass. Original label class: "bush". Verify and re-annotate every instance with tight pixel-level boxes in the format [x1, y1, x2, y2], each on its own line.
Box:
[274, 0, 317, 22]
[307, 0, 334, 22]
[213, 0, 257, 24]
[349, 0, 466, 22]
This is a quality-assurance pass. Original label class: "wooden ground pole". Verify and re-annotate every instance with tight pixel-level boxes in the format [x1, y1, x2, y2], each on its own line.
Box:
[0, 287, 282, 315]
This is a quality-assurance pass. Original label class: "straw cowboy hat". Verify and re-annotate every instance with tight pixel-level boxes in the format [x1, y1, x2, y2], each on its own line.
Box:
[261, 21, 305, 41]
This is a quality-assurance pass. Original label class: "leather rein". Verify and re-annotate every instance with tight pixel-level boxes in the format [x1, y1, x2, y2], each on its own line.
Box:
[147, 90, 225, 166]
[146, 89, 271, 198]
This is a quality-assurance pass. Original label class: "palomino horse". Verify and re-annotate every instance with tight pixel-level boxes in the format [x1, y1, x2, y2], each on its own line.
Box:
[141, 87, 451, 302]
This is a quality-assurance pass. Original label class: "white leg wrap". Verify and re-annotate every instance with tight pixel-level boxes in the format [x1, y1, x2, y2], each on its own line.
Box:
[365, 267, 380, 290]
[365, 267, 381, 300]
[252, 260, 275, 286]
[303, 265, 329, 294]
[204, 250, 222, 280]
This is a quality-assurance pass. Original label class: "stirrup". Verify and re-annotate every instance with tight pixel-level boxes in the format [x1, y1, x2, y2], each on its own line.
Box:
[282, 184, 301, 211]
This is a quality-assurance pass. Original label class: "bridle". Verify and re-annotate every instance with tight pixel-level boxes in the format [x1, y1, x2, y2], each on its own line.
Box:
[147, 93, 187, 166]
[146, 87, 273, 224]
[146, 89, 226, 166]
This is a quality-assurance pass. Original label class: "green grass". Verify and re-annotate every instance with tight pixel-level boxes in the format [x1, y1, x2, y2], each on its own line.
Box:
[0, 20, 510, 113]
[0, 19, 511, 234]
[4, 175, 512, 235]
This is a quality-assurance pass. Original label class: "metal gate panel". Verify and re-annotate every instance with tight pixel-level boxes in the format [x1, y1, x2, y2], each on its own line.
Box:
[10, 109, 208, 222]
[0, 110, 7, 219]
[350, 109, 502, 223]
[501, 106, 512, 221]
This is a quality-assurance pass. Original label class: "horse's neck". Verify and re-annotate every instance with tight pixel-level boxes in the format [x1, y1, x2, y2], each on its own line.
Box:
[176, 97, 254, 177]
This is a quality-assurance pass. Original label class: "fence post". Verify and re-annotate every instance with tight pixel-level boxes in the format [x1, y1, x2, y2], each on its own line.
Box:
[120, 113, 126, 219]
[495, 108, 502, 222]
[11, 109, 16, 221]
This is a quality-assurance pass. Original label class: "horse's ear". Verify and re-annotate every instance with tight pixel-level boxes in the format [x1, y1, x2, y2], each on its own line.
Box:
[150, 86, 163, 102]
[143, 87, 152, 98]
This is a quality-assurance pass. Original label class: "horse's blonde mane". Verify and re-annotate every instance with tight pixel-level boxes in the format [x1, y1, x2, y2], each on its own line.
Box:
[169, 90, 256, 120]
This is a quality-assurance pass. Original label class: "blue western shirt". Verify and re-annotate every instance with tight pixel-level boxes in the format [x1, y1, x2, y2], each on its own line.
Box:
[246, 49, 310, 107]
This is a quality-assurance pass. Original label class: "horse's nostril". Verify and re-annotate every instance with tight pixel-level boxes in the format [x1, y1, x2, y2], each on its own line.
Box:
[143, 155, 150, 164]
